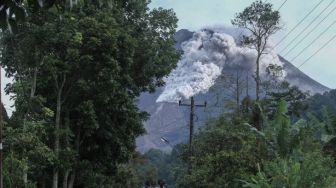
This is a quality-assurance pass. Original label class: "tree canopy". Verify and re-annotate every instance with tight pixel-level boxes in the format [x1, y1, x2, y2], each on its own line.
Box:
[0, 0, 180, 187]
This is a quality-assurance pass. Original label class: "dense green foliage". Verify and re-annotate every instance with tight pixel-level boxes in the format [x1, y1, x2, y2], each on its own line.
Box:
[308, 89, 336, 115]
[0, 0, 180, 187]
[143, 99, 336, 188]
[177, 117, 261, 188]
[0, 0, 78, 32]
[242, 101, 336, 188]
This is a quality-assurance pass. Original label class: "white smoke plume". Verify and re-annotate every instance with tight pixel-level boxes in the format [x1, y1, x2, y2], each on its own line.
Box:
[156, 27, 283, 103]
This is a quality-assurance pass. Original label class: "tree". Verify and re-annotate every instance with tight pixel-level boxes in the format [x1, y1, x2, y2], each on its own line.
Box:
[0, 0, 68, 32]
[167, 98, 336, 188]
[242, 152, 336, 188]
[232, 0, 281, 101]
[306, 106, 336, 159]
[0, 0, 180, 186]
[243, 100, 336, 187]
[262, 64, 309, 119]
[0, 0, 25, 31]
[307, 89, 336, 116]
[176, 116, 263, 188]
[264, 81, 309, 119]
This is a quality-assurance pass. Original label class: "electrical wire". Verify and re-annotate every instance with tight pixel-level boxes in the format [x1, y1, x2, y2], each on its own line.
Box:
[297, 34, 336, 68]
[275, 0, 326, 47]
[277, 0, 288, 10]
[279, 0, 335, 54]
[290, 20, 336, 62]
[282, 4, 336, 57]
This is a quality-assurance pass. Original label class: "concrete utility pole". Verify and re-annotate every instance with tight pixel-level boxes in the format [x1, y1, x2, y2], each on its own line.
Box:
[179, 97, 206, 169]
[246, 71, 249, 97]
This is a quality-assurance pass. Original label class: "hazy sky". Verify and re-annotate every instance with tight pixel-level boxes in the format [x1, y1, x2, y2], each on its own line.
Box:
[149, 0, 336, 89]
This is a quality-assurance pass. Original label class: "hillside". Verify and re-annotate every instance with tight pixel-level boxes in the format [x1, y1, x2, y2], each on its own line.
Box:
[136, 29, 330, 153]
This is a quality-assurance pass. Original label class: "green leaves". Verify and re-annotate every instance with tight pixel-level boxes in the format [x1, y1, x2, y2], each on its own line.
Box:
[0, 0, 25, 33]
[0, 0, 60, 32]
[242, 100, 336, 188]
[1, 0, 180, 186]
[232, 0, 280, 36]
[243, 153, 336, 188]
[176, 116, 262, 188]
[173, 98, 336, 188]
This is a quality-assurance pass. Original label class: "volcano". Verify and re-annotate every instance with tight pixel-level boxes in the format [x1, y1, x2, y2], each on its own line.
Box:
[136, 29, 330, 153]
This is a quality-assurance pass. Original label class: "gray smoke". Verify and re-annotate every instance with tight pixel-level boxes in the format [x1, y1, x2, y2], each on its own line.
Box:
[157, 27, 283, 103]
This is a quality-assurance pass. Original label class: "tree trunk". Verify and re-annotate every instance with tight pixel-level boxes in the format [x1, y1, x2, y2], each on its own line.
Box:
[38, 176, 46, 188]
[30, 67, 38, 99]
[23, 67, 38, 188]
[255, 54, 261, 101]
[236, 70, 240, 112]
[63, 169, 70, 188]
[68, 125, 81, 188]
[246, 71, 249, 96]
[23, 161, 28, 187]
[53, 89, 62, 188]
[53, 74, 66, 188]
[63, 112, 71, 188]
[67, 170, 75, 188]
[254, 53, 263, 131]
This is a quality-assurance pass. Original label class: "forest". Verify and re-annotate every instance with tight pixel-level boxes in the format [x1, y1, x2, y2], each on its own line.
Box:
[0, 0, 335, 188]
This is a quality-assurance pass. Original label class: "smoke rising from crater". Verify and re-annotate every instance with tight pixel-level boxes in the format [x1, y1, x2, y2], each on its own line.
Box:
[156, 27, 283, 103]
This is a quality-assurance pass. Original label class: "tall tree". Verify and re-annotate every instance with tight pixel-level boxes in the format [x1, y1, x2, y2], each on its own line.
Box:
[0, 0, 180, 187]
[232, 1, 281, 101]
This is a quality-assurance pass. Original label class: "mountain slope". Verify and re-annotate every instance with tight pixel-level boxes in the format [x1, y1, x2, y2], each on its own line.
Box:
[280, 56, 330, 94]
[136, 29, 330, 153]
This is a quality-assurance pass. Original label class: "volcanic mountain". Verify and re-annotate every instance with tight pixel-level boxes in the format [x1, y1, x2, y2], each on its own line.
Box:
[136, 29, 330, 153]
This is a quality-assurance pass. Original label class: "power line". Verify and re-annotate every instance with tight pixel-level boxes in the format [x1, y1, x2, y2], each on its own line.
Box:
[279, 0, 335, 54]
[277, 0, 288, 10]
[282, 4, 336, 57]
[262, 0, 288, 9]
[297, 34, 336, 68]
[275, 0, 326, 47]
[290, 20, 336, 62]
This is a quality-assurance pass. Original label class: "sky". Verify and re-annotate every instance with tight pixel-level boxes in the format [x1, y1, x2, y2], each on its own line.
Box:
[1, 68, 14, 116]
[149, 0, 336, 89]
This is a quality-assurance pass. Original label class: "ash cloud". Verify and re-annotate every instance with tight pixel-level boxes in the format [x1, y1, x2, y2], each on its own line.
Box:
[156, 27, 283, 103]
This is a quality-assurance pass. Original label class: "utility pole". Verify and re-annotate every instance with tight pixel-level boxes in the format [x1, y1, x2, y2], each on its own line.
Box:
[246, 71, 249, 97]
[179, 97, 206, 171]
